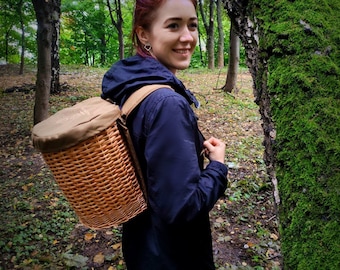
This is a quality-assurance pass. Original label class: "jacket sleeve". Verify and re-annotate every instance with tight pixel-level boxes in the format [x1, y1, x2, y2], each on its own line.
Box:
[142, 90, 228, 224]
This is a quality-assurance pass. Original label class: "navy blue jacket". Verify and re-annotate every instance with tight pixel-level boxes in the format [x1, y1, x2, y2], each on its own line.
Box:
[102, 55, 228, 270]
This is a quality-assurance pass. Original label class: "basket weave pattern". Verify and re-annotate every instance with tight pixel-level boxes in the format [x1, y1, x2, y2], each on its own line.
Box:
[42, 123, 147, 229]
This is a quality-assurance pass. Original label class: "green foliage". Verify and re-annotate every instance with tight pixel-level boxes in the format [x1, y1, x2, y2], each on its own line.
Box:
[0, 171, 78, 268]
[253, 0, 340, 268]
[0, 0, 36, 64]
[1, 0, 246, 69]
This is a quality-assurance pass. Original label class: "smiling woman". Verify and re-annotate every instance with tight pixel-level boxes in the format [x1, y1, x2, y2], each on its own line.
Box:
[101, 0, 228, 269]
[132, 0, 198, 57]
[134, 0, 198, 74]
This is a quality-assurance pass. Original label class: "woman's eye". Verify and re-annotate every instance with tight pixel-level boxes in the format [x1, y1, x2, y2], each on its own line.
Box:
[189, 23, 198, 30]
[167, 23, 179, 29]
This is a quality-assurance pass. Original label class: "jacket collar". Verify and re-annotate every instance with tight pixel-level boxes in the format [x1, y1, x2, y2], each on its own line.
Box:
[101, 54, 199, 108]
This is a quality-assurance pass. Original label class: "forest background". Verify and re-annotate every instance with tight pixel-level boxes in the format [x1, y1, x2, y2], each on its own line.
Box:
[0, 0, 238, 71]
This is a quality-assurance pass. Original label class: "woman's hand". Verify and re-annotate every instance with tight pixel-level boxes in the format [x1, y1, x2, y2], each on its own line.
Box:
[203, 137, 226, 164]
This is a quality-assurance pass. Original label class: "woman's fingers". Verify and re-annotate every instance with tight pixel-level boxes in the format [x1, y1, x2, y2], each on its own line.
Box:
[203, 137, 226, 163]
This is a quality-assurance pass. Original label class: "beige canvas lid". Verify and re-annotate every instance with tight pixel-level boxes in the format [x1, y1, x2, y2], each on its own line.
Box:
[32, 97, 119, 153]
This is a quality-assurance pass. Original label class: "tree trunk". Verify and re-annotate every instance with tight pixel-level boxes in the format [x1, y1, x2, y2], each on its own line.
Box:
[19, 13, 25, 75]
[117, 22, 124, 59]
[50, 0, 61, 94]
[207, 0, 215, 69]
[223, 20, 239, 93]
[97, 0, 107, 65]
[32, 0, 53, 124]
[5, 29, 10, 63]
[197, 24, 205, 66]
[17, 0, 25, 75]
[198, 0, 215, 69]
[223, 0, 279, 260]
[216, 0, 224, 68]
[84, 33, 89, 66]
[106, 0, 124, 60]
[224, 0, 340, 269]
[222, 0, 276, 197]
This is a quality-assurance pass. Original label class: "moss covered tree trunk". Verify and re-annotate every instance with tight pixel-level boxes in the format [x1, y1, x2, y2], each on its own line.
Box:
[224, 0, 340, 269]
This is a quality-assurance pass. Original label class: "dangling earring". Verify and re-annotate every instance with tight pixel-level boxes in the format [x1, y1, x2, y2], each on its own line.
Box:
[144, 43, 152, 52]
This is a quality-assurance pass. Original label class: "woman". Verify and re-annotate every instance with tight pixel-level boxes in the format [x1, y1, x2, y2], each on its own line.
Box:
[101, 0, 228, 269]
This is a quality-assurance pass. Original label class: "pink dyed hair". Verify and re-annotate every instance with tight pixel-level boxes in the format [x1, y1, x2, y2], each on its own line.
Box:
[132, 0, 198, 57]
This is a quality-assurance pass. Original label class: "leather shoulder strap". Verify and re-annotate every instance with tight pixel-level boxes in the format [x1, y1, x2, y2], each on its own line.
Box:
[121, 84, 173, 118]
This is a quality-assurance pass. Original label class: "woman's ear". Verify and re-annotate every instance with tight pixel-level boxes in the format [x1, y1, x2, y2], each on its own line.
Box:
[136, 26, 149, 46]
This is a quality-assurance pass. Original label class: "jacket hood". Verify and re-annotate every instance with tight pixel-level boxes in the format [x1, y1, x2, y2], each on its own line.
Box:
[101, 54, 199, 107]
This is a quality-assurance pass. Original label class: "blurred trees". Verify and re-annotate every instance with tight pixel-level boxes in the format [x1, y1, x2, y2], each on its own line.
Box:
[0, 0, 238, 69]
[0, 0, 35, 69]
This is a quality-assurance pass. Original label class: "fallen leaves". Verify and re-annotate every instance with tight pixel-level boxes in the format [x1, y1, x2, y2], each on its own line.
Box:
[22, 182, 34, 192]
[85, 232, 97, 241]
[93, 252, 105, 264]
[111, 242, 122, 250]
[270, 233, 279, 241]
[215, 217, 225, 223]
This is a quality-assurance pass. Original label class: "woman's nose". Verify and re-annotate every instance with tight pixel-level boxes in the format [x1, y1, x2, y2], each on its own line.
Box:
[179, 27, 195, 42]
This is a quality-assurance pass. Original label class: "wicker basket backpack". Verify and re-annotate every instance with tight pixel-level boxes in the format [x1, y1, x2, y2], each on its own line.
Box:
[32, 84, 171, 229]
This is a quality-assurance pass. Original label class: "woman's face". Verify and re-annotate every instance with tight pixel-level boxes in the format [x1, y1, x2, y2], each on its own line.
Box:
[140, 0, 198, 74]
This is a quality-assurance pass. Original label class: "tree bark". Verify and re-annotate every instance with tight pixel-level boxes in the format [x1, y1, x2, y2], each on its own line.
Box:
[50, 0, 61, 94]
[223, 20, 239, 93]
[224, 1, 340, 268]
[17, 0, 25, 75]
[198, 0, 215, 69]
[222, 1, 277, 204]
[32, 0, 53, 124]
[207, 0, 215, 69]
[197, 23, 205, 66]
[217, 0, 224, 68]
[19, 12, 25, 75]
[106, 0, 124, 60]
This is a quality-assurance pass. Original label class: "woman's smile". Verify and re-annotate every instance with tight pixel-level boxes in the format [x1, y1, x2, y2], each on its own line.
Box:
[173, 48, 191, 55]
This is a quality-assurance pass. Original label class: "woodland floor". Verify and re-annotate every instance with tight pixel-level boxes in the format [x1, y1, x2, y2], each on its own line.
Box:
[0, 64, 281, 270]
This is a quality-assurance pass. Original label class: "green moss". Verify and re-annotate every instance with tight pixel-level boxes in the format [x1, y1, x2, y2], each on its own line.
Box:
[252, 0, 340, 268]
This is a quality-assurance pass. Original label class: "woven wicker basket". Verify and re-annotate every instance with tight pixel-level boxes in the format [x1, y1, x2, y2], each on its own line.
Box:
[32, 96, 148, 229]
[42, 124, 147, 229]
